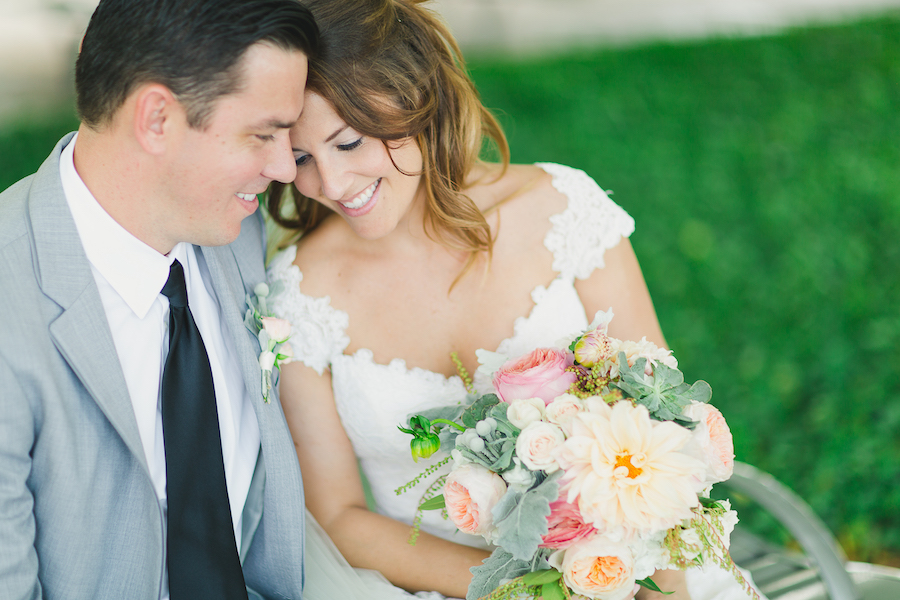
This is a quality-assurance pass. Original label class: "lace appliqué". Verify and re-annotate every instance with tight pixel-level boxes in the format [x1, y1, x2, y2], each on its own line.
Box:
[537, 162, 636, 280]
[267, 246, 350, 375]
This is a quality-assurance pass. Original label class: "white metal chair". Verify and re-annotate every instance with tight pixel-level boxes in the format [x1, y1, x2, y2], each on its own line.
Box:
[724, 462, 900, 600]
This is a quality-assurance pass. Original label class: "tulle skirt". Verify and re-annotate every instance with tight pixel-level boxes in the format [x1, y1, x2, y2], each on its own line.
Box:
[303, 512, 447, 600]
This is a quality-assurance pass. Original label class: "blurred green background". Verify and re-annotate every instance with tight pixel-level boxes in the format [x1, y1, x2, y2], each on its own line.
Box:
[1, 13, 898, 565]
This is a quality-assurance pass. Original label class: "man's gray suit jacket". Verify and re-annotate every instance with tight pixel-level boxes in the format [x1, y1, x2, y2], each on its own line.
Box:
[0, 134, 306, 600]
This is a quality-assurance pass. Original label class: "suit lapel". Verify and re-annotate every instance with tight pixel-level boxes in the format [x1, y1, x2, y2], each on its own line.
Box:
[28, 134, 148, 473]
[200, 242, 264, 409]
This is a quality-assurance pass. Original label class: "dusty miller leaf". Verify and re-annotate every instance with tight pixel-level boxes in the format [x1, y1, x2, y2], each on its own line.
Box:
[492, 472, 560, 560]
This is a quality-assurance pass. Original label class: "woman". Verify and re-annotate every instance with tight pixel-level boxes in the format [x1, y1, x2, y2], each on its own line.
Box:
[268, 1, 756, 598]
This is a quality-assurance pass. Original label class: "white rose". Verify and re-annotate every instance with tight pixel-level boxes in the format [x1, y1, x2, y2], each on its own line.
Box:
[515, 421, 565, 473]
[506, 397, 546, 429]
[258, 350, 276, 372]
[261, 316, 292, 343]
[545, 394, 584, 435]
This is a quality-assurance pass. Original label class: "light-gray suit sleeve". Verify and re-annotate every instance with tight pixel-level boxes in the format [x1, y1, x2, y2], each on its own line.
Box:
[0, 356, 42, 600]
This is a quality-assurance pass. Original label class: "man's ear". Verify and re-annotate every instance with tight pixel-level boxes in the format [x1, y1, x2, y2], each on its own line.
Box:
[133, 83, 183, 155]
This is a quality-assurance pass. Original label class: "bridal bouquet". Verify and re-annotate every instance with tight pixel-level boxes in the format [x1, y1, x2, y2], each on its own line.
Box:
[398, 310, 758, 600]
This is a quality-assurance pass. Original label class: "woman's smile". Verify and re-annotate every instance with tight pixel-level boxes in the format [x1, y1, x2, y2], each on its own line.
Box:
[338, 178, 381, 215]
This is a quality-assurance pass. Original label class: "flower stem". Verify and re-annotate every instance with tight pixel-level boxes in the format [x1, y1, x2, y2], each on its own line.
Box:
[431, 418, 466, 432]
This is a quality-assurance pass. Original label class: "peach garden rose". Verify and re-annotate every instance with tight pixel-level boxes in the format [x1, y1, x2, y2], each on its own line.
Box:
[681, 401, 735, 488]
[444, 464, 507, 537]
[548, 537, 636, 600]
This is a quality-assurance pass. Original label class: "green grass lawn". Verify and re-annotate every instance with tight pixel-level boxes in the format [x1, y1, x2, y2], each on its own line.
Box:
[2, 14, 898, 563]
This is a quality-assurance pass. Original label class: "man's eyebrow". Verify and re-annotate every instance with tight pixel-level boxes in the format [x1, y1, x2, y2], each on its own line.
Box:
[325, 125, 349, 143]
[258, 118, 297, 130]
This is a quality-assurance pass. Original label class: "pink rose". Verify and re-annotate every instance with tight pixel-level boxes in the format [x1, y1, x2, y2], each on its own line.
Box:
[540, 497, 597, 549]
[493, 348, 577, 405]
[444, 464, 507, 537]
[682, 402, 735, 487]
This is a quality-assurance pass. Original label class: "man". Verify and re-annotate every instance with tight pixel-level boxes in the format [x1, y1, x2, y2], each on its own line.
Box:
[0, 0, 317, 598]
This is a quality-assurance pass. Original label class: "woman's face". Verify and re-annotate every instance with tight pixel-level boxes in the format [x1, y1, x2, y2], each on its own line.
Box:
[290, 91, 424, 240]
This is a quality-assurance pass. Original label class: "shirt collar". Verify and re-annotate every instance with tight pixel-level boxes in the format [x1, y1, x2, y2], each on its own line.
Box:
[59, 133, 176, 319]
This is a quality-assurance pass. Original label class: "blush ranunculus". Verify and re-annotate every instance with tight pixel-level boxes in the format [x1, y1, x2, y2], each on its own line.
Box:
[540, 497, 597, 549]
[444, 464, 507, 537]
[493, 348, 577, 405]
[548, 537, 636, 600]
[681, 401, 735, 487]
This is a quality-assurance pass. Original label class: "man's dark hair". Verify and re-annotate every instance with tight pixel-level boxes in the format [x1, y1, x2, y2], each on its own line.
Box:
[75, 0, 318, 130]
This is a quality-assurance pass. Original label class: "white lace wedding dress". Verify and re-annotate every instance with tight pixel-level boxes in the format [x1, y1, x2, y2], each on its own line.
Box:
[269, 163, 761, 600]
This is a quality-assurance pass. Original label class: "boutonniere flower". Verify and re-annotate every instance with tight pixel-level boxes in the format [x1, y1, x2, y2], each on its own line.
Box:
[244, 281, 293, 403]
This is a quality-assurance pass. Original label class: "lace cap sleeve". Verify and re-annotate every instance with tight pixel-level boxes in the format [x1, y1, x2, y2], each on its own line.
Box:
[538, 163, 636, 280]
[267, 246, 350, 375]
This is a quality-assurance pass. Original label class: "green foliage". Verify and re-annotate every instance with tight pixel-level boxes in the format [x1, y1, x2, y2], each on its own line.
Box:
[637, 577, 673, 595]
[468, 15, 900, 561]
[467, 548, 549, 600]
[491, 472, 561, 560]
[614, 353, 710, 422]
[418, 495, 446, 511]
[0, 111, 78, 191]
[462, 393, 501, 428]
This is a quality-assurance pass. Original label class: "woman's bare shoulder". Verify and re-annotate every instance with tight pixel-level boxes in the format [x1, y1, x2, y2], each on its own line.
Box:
[469, 163, 569, 250]
[289, 216, 359, 300]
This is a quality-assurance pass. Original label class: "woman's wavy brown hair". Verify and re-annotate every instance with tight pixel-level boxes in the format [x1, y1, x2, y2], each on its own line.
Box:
[267, 0, 510, 278]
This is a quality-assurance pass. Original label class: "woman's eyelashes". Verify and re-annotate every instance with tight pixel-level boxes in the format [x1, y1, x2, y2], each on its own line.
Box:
[337, 137, 364, 152]
[293, 137, 364, 166]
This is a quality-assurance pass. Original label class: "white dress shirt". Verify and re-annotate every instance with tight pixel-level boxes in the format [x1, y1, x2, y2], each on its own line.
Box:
[59, 135, 260, 596]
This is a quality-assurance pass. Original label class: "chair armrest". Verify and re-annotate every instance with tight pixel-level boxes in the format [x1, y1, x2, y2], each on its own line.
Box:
[724, 462, 860, 600]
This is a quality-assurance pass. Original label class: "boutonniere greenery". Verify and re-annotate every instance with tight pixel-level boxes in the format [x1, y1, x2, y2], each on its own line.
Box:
[244, 281, 293, 403]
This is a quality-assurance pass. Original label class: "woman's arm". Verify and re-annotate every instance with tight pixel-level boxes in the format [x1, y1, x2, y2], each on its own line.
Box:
[574, 236, 667, 349]
[573, 236, 692, 600]
[278, 360, 490, 598]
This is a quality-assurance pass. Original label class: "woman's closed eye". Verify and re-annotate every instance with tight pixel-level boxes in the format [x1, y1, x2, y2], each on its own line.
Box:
[295, 154, 311, 166]
[337, 137, 363, 152]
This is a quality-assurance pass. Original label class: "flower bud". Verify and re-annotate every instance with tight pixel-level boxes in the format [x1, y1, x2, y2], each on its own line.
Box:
[573, 329, 614, 367]
[410, 432, 441, 462]
[254, 282, 270, 297]
[475, 418, 496, 437]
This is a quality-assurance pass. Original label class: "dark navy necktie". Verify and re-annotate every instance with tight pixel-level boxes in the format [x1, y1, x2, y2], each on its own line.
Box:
[160, 259, 248, 600]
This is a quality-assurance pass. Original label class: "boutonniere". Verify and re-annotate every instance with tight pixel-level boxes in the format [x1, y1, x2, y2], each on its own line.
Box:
[244, 281, 293, 403]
